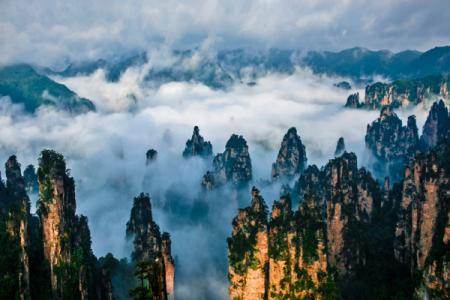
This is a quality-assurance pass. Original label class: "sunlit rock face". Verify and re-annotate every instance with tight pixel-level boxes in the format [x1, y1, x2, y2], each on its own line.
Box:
[183, 126, 213, 158]
[365, 106, 419, 181]
[271, 127, 307, 181]
[227, 187, 268, 300]
[394, 149, 450, 298]
[126, 193, 174, 300]
[420, 100, 450, 151]
[363, 74, 449, 109]
[36, 150, 96, 299]
[202, 134, 252, 189]
[334, 137, 346, 157]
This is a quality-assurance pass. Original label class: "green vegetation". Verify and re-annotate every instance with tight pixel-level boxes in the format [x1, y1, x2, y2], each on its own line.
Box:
[0, 64, 95, 113]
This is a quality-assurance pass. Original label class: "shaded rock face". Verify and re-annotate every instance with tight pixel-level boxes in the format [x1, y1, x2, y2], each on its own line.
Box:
[36, 150, 96, 299]
[334, 137, 346, 157]
[271, 127, 307, 180]
[365, 106, 419, 181]
[420, 100, 450, 151]
[146, 148, 158, 165]
[362, 74, 449, 109]
[394, 150, 450, 298]
[344, 92, 361, 108]
[4, 155, 31, 300]
[202, 134, 252, 189]
[182, 126, 213, 158]
[227, 187, 268, 300]
[126, 193, 174, 299]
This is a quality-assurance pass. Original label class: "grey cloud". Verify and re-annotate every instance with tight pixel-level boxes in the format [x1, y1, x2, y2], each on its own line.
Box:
[1, 0, 449, 67]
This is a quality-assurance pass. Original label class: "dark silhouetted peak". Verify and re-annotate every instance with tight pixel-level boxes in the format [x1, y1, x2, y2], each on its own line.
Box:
[23, 164, 38, 194]
[365, 107, 419, 181]
[420, 100, 450, 151]
[5, 155, 26, 197]
[345, 92, 361, 108]
[126, 192, 174, 299]
[272, 127, 307, 180]
[146, 148, 158, 165]
[182, 126, 213, 158]
[334, 137, 346, 157]
[202, 134, 252, 189]
[334, 81, 352, 90]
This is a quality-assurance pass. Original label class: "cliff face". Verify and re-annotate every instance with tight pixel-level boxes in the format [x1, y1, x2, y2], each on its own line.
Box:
[4, 155, 31, 300]
[420, 99, 450, 151]
[126, 193, 174, 300]
[183, 126, 213, 158]
[227, 187, 268, 300]
[228, 153, 390, 299]
[36, 150, 96, 299]
[365, 106, 419, 181]
[271, 127, 307, 180]
[203, 134, 252, 189]
[362, 74, 449, 109]
[394, 149, 450, 298]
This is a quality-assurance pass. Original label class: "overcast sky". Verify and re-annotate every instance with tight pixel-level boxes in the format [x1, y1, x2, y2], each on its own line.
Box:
[0, 0, 449, 66]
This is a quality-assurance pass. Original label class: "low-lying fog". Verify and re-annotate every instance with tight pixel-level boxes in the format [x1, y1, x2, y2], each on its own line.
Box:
[0, 64, 431, 299]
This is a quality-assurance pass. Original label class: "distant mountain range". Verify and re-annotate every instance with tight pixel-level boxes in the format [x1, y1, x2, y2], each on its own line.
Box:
[0, 46, 448, 113]
[0, 64, 95, 113]
[47, 46, 450, 88]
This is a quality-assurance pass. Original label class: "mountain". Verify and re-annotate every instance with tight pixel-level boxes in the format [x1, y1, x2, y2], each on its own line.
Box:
[0, 64, 95, 113]
[0, 150, 174, 300]
[43, 46, 450, 90]
[227, 101, 450, 299]
[355, 74, 449, 110]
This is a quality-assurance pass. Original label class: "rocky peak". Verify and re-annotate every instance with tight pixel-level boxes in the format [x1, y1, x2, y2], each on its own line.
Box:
[202, 134, 252, 189]
[126, 193, 160, 262]
[182, 126, 213, 158]
[420, 100, 450, 150]
[345, 92, 361, 108]
[228, 187, 268, 300]
[271, 127, 307, 180]
[5, 155, 25, 194]
[334, 137, 346, 157]
[146, 148, 158, 165]
[365, 106, 419, 181]
[126, 193, 174, 299]
[36, 149, 95, 298]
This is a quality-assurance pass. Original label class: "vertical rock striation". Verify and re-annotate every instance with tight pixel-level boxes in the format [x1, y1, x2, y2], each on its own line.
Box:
[228, 187, 268, 300]
[36, 149, 96, 299]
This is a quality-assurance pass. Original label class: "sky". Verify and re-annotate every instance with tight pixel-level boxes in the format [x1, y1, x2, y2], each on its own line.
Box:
[1, 0, 450, 67]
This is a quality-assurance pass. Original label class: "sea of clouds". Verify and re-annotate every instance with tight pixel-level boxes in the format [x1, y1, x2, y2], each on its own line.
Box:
[0, 54, 432, 298]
